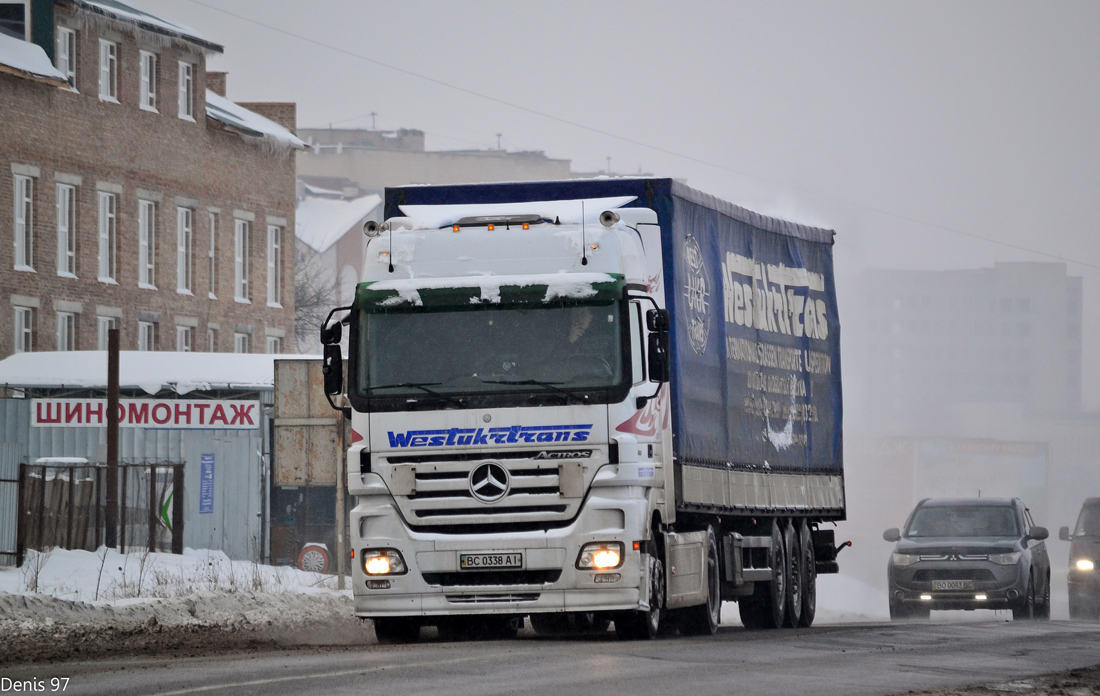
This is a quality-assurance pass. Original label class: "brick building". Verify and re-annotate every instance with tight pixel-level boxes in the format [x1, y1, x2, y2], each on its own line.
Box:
[0, 0, 304, 358]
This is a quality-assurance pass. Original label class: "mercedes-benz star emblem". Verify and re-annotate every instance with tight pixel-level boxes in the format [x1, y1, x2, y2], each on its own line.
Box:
[469, 462, 510, 503]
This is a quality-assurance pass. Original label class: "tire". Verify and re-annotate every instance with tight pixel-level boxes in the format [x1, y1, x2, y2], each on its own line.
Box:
[681, 526, 721, 636]
[373, 617, 421, 643]
[615, 542, 664, 640]
[1036, 572, 1051, 621]
[798, 521, 817, 627]
[1013, 575, 1036, 621]
[740, 520, 787, 630]
[784, 521, 803, 628]
[297, 544, 329, 574]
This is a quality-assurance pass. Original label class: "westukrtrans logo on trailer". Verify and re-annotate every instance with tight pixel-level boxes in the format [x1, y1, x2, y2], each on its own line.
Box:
[681, 234, 711, 355]
[387, 424, 593, 448]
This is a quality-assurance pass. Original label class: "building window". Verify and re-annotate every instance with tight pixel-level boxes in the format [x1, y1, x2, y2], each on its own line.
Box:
[234, 219, 250, 302]
[56, 312, 75, 351]
[13, 174, 33, 270]
[177, 61, 193, 119]
[96, 316, 116, 350]
[208, 212, 217, 299]
[98, 40, 118, 102]
[234, 332, 250, 354]
[138, 321, 156, 351]
[97, 192, 116, 281]
[55, 27, 76, 87]
[177, 207, 192, 293]
[13, 306, 32, 353]
[138, 200, 156, 288]
[176, 326, 192, 352]
[207, 327, 216, 352]
[56, 183, 76, 276]
[139, 50, 157, 111]
[0, 2, 27, 40]
[267, 225, 282, 306]
[266, 336, 281, 354]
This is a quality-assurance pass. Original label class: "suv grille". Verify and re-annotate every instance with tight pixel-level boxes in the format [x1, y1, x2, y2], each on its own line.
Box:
[913, 569, 997, 582]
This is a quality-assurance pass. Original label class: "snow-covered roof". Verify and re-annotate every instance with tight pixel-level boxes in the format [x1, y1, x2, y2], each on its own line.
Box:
[205, 90, 307, 151]
[0, 351, 319, 396]
[76, 0, 222, 53]
[297, 194, 382, 253]
[0, 32, 69, 87]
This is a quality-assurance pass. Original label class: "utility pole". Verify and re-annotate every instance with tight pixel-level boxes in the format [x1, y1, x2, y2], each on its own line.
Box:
[105, 328, 119, 549]
[370, 112, 377, 130]
[606, 156, 612, 175]
[496, 133, 502, 150]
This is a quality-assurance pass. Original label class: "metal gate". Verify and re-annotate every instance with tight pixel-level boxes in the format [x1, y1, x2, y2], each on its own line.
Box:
[0, 444, 20, 566]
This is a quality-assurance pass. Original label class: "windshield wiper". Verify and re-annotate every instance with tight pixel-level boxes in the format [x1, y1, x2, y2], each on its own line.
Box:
[365, 382, 465, 408]
[482, 379, 588, 404]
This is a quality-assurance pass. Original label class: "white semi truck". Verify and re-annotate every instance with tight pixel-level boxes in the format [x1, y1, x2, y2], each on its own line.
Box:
[320, 178, 846, 641]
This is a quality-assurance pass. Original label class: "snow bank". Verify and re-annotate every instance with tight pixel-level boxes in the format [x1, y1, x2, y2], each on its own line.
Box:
[0, 350, 319, 395]
[0, 32, 69, 85]
[206, 90, 307, 150]
[297, 194, 382, 253]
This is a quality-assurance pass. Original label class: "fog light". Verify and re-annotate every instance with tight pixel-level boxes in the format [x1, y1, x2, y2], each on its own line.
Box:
[1007, 589, 1019, 600]
[362, 548, 407, 576]
[920, 594, 932, 601]
[576, 542, 624, 570]
[894, 590, 905, 600]
[975, 594, 987, 601]
[366, 579, 391, 590]
[1077, 559, 1095, 571]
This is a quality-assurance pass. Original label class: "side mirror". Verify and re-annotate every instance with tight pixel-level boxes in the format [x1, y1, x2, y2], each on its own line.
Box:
[322, 344, 344, 396]
[647, 332, 670, 383]
[646, 308, 670, 332]
[1059, 526, 1072, 542]
[1028, 526, 1048, 541]
[320, 320, 342, 346]
[883, 528, 901, 543]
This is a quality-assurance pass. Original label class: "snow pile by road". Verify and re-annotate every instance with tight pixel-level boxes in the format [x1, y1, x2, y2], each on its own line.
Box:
[0, 548, 351, 632]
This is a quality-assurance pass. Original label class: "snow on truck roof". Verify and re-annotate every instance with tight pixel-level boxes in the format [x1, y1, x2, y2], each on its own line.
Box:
[0, 351, 319, 395]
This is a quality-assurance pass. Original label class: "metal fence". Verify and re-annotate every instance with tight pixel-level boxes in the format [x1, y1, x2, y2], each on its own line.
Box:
[17, 461, 184, 565]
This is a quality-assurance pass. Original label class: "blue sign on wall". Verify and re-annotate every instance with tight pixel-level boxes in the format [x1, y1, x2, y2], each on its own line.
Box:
[199, 453, 215, 514]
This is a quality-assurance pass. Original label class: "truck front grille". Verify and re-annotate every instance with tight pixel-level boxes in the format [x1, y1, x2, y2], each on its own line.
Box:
[445, 593, 541, 604]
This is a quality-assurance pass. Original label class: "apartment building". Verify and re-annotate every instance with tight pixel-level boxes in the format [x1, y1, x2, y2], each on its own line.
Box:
[0, 0, 304, 357]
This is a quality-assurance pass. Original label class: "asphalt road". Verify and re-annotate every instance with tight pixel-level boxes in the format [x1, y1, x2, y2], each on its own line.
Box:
[6, 618, 1100, 696]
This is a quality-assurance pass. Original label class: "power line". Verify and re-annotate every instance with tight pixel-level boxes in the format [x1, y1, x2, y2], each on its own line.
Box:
[185, 0, 1100, 272]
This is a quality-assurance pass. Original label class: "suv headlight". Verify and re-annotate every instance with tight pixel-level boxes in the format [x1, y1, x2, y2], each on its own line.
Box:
[891, 553, 919, 567]
[362, 548, 407, 575]
[576, 542, 624, 570]
[1076, 559, 1095, 571]
[988, 552, 1022, 565]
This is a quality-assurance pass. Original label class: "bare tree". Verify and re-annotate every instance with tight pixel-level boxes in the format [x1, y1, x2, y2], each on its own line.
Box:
[295, 242, 337, 353]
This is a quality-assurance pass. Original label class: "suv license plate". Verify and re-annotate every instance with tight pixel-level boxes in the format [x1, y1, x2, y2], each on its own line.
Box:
[459, 552, 523, 571]
[932, 580, 975, 591]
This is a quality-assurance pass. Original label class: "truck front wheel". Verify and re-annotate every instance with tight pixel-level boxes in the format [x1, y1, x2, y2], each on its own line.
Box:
[615, 548, 664, 640]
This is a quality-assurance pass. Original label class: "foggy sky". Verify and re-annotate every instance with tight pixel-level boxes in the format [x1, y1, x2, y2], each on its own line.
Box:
[141, 0, 1100, 409]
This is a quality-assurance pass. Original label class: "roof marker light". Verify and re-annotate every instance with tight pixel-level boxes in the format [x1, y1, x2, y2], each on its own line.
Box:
[522, 223, 529, 230]
[487, 224, 495, 231]
[452, 224, 460, 232]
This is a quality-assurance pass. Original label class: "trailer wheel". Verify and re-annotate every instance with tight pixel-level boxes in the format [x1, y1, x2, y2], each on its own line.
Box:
[784, 521, 802, 627]
[680, 526, 721, 635]
[798, 521, 817, 627]
[739, 519, 787, 630]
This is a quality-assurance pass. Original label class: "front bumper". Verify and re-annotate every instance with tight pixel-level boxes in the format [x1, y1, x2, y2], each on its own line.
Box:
[888, 560, 1026, 611]
[351, 486, 650, 618]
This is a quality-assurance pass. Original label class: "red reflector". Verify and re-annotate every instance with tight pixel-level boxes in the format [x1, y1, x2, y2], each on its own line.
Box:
[351, 550, 355, 558]
[351, 429, 364, 443]
[632, 541, 641, 551]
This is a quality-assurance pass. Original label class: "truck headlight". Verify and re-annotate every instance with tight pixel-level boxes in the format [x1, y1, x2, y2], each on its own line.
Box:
[1076, 559, 1095, 571]
[891, 553, 919, 567]
[362, 549, 407, 575]
[576, 542, 624, 570]
[988, 552, 1022, 565]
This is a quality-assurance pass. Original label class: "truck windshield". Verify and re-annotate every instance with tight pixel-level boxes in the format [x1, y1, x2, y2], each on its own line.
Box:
[355, 301, 625, 403]
[1076, 506, 1100, 537]
[906, 506, 1019, 538]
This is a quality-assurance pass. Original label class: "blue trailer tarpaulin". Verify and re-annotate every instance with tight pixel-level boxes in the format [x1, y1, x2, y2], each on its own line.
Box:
[386, 178, 842, 474]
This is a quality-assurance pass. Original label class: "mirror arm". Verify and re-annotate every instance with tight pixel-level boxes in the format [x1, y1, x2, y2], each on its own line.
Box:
[325, 392, 352, 418]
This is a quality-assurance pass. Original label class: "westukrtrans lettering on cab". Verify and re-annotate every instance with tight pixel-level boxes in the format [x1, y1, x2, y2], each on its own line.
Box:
[387, 425, 593, 448]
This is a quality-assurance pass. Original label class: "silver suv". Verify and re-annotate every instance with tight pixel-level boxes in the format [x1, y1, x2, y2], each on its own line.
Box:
[884, 498, 1050, 620]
